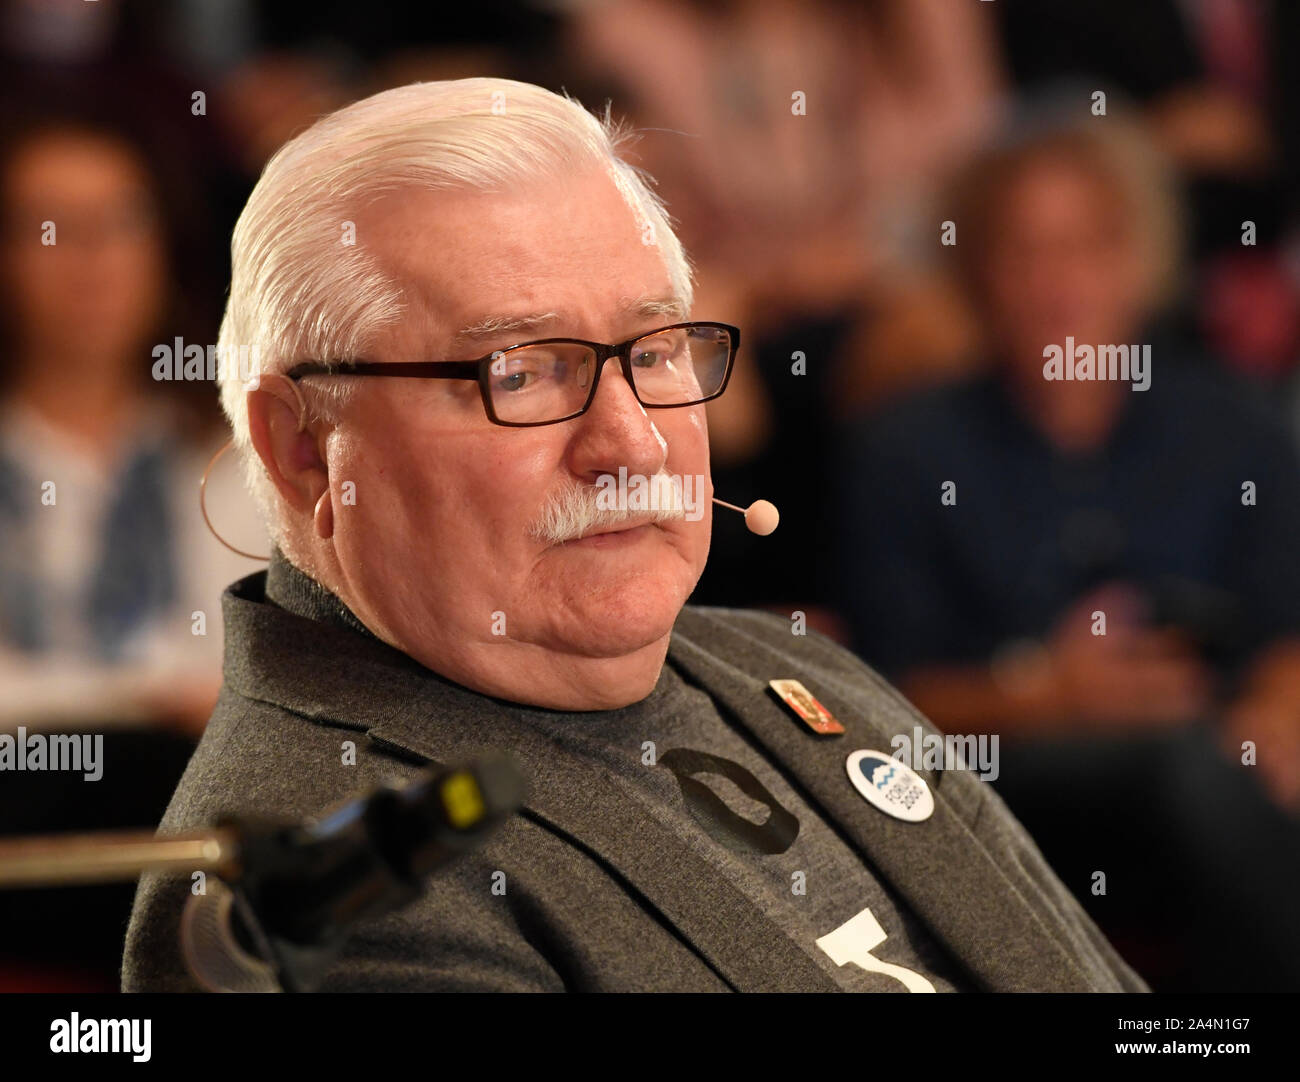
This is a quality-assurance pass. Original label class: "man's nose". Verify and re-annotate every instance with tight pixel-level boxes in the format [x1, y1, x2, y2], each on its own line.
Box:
[566, 356, 668, 478]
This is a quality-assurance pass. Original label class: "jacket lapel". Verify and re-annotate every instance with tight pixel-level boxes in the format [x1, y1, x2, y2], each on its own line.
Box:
[222, 575, 839, 992]
[666, 608, 1096, 991]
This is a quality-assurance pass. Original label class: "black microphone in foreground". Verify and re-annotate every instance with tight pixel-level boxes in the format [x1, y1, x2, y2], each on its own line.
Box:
[182, 755, 525, 992]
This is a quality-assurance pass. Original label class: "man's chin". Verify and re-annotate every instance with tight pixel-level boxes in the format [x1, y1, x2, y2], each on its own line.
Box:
[540, 589, 685, 659]
[530, 540, 702, 654]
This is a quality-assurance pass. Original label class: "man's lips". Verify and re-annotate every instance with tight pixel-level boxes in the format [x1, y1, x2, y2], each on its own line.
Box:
[559, 520, 660, 547]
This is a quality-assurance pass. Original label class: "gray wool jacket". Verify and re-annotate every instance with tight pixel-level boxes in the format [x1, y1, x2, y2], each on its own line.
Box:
[122, 562, 1149, 993]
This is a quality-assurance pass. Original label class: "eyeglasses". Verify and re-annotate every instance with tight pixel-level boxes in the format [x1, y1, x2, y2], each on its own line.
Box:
[286, 321, 740, 427]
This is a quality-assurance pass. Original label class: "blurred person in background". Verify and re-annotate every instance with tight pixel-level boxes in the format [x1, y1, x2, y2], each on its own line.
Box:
[836, 109, 1300, 990]
[993, 0, 1300, 384]
[0, 105, 261, 987]
[0, 108, 260, 731]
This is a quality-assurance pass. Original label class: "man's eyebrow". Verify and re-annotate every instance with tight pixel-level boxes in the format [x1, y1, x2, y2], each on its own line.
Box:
[445, 294, 689, 352]
[622, 293, 690, 322]
[447, 311, 562, 351]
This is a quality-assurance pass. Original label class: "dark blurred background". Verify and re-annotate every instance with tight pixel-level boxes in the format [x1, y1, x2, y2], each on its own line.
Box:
[1, 0, 1298, 991]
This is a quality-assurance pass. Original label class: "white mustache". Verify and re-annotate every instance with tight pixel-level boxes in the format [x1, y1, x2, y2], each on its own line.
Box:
[529, 471, 686, 544]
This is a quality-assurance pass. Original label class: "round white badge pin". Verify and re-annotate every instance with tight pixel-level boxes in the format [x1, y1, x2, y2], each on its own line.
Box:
[846, 750, 934, 822]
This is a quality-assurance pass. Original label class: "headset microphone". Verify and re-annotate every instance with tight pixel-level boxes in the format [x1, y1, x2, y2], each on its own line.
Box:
[712, 497, 779, 536]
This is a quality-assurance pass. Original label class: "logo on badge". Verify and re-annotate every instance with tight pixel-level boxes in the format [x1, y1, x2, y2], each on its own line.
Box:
[768, 679, 845, 735]
[845, 750, 934, 822]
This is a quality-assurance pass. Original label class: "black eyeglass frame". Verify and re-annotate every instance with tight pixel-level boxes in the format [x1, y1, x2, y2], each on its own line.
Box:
[286, 320, 741, 427]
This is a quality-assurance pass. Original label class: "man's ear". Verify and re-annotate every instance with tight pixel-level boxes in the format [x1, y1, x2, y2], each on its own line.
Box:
[246, 374, 330, 517]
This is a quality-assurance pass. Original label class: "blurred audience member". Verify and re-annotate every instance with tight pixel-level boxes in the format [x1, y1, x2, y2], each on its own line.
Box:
[0, 112, 262, 731]
[836, 112, 1300, 990]
[995, 0, 1300, 381]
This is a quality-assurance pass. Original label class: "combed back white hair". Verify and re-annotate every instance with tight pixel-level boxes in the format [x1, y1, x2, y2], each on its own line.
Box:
[217, 77, 695, 529]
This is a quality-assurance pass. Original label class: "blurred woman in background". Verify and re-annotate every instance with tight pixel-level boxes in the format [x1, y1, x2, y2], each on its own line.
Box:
[0, 109, 260, 732]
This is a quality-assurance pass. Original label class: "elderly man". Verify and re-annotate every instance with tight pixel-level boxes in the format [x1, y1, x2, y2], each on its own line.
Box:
[122, 78, 1145, 993]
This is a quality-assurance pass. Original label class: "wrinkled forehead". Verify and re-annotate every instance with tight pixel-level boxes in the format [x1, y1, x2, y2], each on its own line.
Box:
[355, 168, 678, 356]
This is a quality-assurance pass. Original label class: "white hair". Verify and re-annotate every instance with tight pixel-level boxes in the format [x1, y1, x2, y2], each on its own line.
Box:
[216, 77, 696, 536]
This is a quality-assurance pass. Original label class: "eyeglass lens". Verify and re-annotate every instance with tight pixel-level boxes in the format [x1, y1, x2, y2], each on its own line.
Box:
[487, 324, 731, 424]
